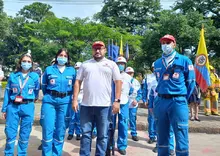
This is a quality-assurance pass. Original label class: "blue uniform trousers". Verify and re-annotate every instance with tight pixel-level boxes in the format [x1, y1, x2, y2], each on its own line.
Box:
[154, 96, 189, 156]
[147, 109, 156, 139]
[68, 105, 81, 135]
[4, 103, 34, 156]
[129, 107, 138, 137]
[41, 102, 68, 156]
[117, 103, 129, 150]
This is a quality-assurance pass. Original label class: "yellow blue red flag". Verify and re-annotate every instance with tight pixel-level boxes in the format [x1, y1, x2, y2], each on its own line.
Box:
[194, 27, 211, 92]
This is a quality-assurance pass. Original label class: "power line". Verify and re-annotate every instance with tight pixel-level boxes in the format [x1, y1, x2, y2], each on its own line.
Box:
[3, 0, 105, 5]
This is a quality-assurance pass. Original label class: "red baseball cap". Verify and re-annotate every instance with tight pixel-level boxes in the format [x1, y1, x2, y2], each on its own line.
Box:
[92, 41, 105, 48]
[160, 34, 176, 44]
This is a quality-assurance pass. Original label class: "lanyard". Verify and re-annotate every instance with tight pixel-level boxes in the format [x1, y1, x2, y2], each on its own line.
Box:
[19, 76, 29, 94]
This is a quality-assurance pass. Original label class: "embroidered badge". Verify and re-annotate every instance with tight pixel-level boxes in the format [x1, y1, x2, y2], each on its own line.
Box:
[12, 88, 18, 93]
[173, 72, 180, 79]
[28, 89, 33, 94]
[68, 80, 72, 85]
[163, 74, 169, 80]
[188, 65, 194, 70]
[157, 72, 160, 78]
[50, 79, 55, 85]
[103, 63, 111, 68]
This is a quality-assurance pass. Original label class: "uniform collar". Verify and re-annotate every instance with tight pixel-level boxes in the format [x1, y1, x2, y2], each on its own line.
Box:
[54, 64, 72, 68]
[174, 52, 180, 59]
[15, 71, 31, 78]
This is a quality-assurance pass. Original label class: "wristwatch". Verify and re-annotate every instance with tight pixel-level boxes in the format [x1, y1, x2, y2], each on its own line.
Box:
[114, 99, 121, 103]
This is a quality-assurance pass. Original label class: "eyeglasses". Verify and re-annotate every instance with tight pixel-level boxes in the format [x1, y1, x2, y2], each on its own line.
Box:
[22, 60, 32, 63]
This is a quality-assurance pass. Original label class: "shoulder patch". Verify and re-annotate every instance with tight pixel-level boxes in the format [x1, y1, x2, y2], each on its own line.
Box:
[188, 65, 194, 70]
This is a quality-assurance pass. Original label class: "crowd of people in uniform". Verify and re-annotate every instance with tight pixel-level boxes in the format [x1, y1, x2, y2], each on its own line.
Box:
[1, 34, 220, 156]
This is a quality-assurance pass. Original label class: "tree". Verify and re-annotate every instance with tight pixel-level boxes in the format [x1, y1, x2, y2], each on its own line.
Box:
[0, 0, 3, 13]
[17, 2, 54, 23]
[173, 0, 220, 28]
[138, 10, 219, 73]
[94, 0, 161, 34]
[0, 0, 8, 40]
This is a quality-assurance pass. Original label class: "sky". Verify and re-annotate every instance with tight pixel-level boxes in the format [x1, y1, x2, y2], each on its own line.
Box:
[3, 0, 176, 19]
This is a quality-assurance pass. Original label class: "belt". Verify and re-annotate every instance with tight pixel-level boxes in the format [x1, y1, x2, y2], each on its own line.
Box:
[158, 94, 185, 99]
[13, 99, 34, 105]
[46, 90, 72, 98]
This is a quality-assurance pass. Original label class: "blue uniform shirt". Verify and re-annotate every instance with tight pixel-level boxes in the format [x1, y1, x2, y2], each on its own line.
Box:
[154, 52, 195, 99]
[1, 71, 40, 112]
[42, 65, 76, 104]
[148, 89, 157, 109]
[142, 78, 148, 103]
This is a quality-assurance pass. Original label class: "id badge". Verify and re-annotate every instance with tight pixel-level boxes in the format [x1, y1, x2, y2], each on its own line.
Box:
[15, 96, 23, 103]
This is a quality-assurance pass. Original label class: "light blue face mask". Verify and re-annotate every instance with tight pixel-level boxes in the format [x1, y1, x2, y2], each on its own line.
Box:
[118, 64, 125, 72]
[21, 62, 32, 71]
[57, 57, 67, 65]
[161, 44, 173, 55]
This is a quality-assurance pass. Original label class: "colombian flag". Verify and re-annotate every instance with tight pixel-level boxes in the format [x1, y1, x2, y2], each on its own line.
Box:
[194, 27, 211, 92]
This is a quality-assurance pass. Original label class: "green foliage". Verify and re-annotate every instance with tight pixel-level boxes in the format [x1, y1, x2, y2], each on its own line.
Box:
[95, 0, 161, 34]
[0, 1, 219, 74]
[0, 0, 8, 41]
[173, 0, 220, 28]
[0, 0, 3, 13]
[17, 2, 54, 23]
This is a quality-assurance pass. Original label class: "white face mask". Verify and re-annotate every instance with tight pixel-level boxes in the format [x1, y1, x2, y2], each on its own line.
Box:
[161, 44, 173, 55]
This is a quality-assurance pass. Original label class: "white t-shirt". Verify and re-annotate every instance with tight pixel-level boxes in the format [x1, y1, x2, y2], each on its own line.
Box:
[120, 72, 132, 104]
[129, 78, 141, 108]
[78, 81, 83, 103]
[144, 73, 157, 100]
[76, 57, 121, 107]
[57, 65, 66, 73]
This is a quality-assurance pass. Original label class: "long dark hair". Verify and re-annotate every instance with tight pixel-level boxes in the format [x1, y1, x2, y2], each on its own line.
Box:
[55, 48, 70, 66]
[16, 53, 34, 72]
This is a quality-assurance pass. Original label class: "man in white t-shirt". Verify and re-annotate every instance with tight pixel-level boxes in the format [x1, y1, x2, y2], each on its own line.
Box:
[72, 41, 122, 156]
[0, 65, 4, 98]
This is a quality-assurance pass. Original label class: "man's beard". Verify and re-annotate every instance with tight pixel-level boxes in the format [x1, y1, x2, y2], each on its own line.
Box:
[93, 55, 104, 61]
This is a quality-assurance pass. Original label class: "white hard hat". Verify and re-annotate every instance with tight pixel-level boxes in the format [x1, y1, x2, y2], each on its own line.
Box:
[125, 67, 134, 73]
[75, 62, 82, 68]
[151, 62, 155, 67]
[117, 56, 127, 64]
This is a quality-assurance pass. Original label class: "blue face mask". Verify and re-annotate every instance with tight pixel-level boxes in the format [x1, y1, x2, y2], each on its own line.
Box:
[161, 44, 173, 55]
[57, 57, 67, 65]
[118, 64, 125, 72]
[21, 62, 32, 71]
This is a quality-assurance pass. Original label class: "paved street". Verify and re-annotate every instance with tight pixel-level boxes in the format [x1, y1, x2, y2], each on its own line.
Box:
[0, 125, 220, 156]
